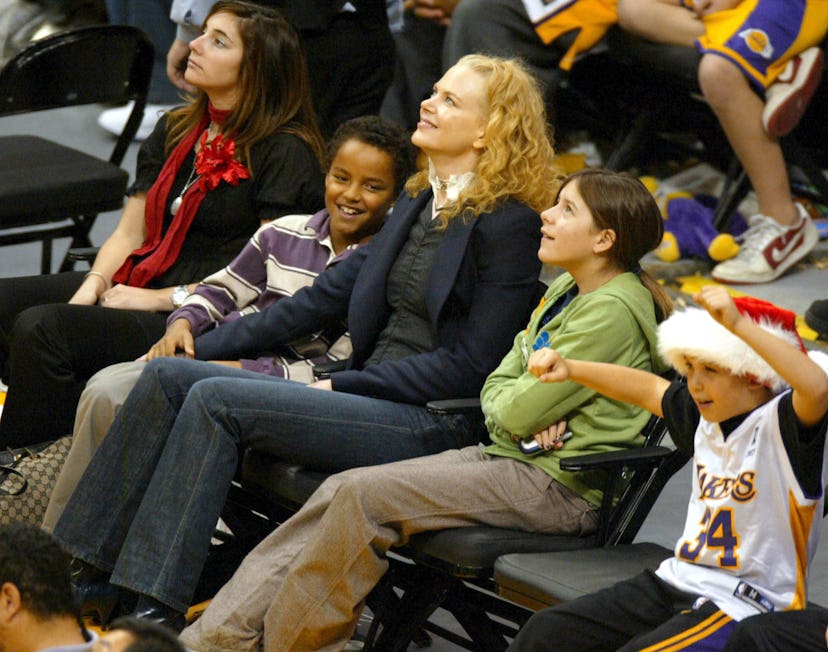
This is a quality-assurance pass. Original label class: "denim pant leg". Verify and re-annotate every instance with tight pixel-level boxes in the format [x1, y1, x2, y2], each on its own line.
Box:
[173, 374, 478, 472]
[52, 359, 265, 577]
[105, 372, 478, 610]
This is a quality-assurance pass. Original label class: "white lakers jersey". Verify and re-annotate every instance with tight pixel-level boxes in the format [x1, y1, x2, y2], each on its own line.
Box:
[657, 392, 824, 620]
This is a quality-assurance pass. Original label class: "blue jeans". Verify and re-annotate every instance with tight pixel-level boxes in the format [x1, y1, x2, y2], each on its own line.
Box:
[53, 358, 477, 611]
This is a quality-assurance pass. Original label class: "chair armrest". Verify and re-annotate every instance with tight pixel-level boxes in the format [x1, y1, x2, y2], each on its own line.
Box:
[559, 446, 673, 472]
[312, 360, 348, 380]
[426, 398, 483, 416]
[66, 246, 100, 263]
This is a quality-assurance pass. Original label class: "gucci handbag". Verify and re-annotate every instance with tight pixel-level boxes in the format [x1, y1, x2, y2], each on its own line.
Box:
[0, 436, 72, 525]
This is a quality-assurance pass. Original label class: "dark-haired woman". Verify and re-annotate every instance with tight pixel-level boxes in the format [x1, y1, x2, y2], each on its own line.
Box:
[0, 1, 325, 448]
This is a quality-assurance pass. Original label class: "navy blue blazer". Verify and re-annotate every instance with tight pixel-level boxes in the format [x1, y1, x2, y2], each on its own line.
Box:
[195, 189, 542, 404]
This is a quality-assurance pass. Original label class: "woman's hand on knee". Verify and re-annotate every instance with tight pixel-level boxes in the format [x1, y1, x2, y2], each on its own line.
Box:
[146, 318, 195, 360]
[69, 274, 106, 305]
[100, 284, 169, 312]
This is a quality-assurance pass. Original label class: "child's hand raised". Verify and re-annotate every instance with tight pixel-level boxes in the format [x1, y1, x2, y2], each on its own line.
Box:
[528, 347, 569, 383]
[694, 285, 742, 332]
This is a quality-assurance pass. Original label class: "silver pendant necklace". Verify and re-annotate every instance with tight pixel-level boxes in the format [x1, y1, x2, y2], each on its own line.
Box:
[170, 164, 200, 215]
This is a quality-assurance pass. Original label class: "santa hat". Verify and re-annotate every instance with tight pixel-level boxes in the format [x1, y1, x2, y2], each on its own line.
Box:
[658, 296, 825, 394]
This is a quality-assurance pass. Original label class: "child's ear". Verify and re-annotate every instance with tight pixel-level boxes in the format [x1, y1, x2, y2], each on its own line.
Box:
[594, 228, 616, 254]
[0, 582, 22, 624]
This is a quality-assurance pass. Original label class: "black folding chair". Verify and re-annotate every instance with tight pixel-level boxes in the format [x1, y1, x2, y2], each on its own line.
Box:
[0, 25, 153, 273]
[238, 397, 689, 651]
[494, 483, 828, 615]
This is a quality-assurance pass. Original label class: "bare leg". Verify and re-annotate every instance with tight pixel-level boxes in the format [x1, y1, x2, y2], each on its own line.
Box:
[698, 54, 796, 225]
[617, 0, 703, 47]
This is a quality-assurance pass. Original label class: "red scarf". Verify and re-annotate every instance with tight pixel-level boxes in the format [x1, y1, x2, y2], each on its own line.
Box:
[112, 104, 248, 288]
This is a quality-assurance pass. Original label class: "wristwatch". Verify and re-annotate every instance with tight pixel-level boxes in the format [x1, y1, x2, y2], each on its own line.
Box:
[171, 285, 190, 308]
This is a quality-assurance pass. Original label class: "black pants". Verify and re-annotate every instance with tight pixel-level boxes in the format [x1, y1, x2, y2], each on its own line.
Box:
[0, 272, 167, 447]
[508, 570, 738, 651]
[722, 608, 828, 652]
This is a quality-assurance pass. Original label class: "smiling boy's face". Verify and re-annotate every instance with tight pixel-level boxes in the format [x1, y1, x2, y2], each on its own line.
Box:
[683, 355, 771, 423]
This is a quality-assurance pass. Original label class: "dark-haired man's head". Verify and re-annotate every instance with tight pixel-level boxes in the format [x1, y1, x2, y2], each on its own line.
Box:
[0, 523, 86, 652]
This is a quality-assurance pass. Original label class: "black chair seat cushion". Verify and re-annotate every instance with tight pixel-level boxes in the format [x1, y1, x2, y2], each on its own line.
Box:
[401, 526, 600, 579]
[241, 450, 329, 513]
[494, 542, 672, 607]
[0, 135, 127, 225]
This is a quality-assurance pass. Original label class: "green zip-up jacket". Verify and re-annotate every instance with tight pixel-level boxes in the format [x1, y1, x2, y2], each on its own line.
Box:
[482, 271, 668, 507]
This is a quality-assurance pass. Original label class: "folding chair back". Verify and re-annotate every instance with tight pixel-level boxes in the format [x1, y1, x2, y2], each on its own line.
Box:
[0, 25, 154, 272]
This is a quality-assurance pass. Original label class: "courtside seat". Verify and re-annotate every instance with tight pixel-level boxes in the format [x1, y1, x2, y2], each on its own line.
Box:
[495, 542, 672, 611]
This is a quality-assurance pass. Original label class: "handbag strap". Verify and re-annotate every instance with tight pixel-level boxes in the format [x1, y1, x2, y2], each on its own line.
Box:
[0, 464, 29, 496]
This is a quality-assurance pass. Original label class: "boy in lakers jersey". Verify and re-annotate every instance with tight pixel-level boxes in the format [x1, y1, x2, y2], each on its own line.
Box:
[509, 285, 828, 651]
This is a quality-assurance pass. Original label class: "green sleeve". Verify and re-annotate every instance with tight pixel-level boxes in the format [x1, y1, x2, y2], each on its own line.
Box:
[481, 294, 646, 438]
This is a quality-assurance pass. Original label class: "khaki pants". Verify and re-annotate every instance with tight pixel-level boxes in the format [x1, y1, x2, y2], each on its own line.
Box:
[42, 361, 144, 531]
[180, 446, 598, 652]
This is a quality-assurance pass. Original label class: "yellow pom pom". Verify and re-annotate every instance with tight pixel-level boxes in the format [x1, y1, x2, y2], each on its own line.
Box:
[707, 234, 740, 261]
[655, 232, 680, 262]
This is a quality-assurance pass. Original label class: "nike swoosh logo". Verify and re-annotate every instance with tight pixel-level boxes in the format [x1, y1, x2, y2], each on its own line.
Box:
[765, 222, 806, 267]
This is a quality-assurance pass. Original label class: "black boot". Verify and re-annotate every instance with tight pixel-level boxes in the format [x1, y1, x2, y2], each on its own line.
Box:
[68, 558, 119, 625]
[805, 299, 828, 339]
[130, 594, 187, 633]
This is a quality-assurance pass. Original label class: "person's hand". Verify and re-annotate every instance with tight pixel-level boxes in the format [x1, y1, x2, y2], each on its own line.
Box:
[146, 318, 195, 360]
[68, 277, 104, 305]
[527, 347, 569, 383]
[694, 286, 741, 332]
[309, 378, 333, 391]
[167, 38, 197, 93]
[404, 0, 459, 25]
[533, 419, 569, 451]
[209, 360, 243, 368]
[100, 284, 167, 312]
[690, 0, 740, 17]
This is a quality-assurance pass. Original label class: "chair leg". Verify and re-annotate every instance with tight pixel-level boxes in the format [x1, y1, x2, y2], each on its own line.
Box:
[40, 236, 53, 275]
[712, 163, 750, 232]
[604, 110, 653, 171]
[59, 216, 96, 272]
[370, 571, 452, 651]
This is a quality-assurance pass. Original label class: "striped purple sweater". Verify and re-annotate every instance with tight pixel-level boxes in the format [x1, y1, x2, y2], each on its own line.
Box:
[167, 209, 359, 380]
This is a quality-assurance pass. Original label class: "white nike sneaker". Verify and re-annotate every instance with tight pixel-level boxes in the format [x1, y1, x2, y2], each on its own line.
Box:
[711, 204, 818, 284]
[762, 46, 823, 137]
[97, 101, 174, 141]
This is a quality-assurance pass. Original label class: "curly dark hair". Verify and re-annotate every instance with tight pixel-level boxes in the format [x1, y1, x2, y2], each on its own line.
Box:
[0, 523, 76, 620]
[326, 115, 418, 196]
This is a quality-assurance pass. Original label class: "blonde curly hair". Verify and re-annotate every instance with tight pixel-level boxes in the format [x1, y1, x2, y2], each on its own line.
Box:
[406, 54, 561, 226]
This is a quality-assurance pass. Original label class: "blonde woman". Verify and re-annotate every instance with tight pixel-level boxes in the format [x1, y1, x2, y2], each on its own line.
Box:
[54, 55, 559, 629]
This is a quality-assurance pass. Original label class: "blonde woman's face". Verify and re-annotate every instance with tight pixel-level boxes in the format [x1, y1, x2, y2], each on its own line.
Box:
[412, 63, 487, 166]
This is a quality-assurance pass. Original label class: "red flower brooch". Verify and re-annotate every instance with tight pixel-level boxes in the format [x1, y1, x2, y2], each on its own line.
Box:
[195, 132, 250, 190]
